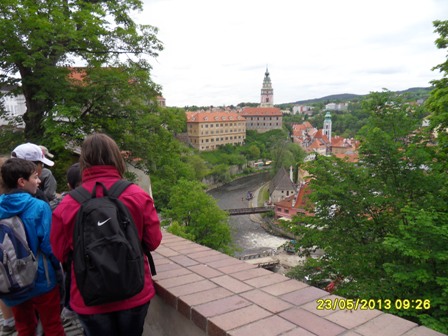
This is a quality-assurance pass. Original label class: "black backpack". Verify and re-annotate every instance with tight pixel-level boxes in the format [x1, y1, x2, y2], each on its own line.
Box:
[69, 180, 155, 306]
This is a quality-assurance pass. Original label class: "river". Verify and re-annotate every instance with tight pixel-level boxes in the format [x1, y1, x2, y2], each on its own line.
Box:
[208, 172, 289, 258]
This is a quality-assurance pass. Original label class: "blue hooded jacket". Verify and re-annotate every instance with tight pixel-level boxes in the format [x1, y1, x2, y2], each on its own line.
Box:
[0, 190, 59, 306]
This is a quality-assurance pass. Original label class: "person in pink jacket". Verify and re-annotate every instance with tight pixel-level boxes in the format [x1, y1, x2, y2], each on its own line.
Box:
[50, 133, 162, 336]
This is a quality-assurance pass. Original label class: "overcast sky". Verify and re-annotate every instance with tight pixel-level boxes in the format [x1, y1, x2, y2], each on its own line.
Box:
[135, 0, 448, 107]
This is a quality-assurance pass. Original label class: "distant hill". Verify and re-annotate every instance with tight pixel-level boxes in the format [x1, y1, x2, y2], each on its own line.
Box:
[291, 93, 362, 105]
[287, 87, 432, 105]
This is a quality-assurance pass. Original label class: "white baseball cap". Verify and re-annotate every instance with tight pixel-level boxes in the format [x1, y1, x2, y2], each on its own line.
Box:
[39, 145, 54, 159]
[11, 143, 55, 166]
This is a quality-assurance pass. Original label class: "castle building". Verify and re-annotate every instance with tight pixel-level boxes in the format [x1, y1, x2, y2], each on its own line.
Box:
[186, 111, 246, 151]
[260, 67, 274, 107]
[241, 67, 282, 133]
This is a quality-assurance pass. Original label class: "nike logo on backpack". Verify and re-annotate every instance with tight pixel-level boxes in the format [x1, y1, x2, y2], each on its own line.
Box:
[97, 218, 111, 226]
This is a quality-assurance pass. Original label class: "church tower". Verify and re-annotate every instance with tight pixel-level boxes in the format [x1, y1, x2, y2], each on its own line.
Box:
[323, 111, 332, 142]
[260, 67, 274, 107]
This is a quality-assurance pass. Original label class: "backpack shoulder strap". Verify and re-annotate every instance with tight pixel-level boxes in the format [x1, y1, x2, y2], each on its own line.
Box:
[108, 179, 157, 276]
[108, 180, 133, 199]
[69, 186, 91, 204]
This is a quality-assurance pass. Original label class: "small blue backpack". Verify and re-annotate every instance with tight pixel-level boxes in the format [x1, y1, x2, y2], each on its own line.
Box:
[0, 215, 38, 298]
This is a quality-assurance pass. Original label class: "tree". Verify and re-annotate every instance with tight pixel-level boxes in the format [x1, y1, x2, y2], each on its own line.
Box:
[285, 90, 448, 333]
[426, 20, 448, 155]
[246, 145, 261, 160]
[163, 179, 234, 255]
[0, 0, 162, 141]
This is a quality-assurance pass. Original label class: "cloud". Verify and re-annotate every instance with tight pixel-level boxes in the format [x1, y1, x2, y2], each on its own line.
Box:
[137, 0, 447, 106]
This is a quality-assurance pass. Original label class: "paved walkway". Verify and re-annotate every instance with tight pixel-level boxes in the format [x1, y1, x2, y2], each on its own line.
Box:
[248, 182, 267, 224]
[0, 313, 84, 335]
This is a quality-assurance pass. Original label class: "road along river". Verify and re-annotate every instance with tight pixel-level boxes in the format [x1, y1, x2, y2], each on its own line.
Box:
[208, 172, 290, 258]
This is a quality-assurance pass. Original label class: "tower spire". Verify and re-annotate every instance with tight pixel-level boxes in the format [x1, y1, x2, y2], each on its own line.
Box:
[260, 66, 273, 107]
[323, 111, 332, 142]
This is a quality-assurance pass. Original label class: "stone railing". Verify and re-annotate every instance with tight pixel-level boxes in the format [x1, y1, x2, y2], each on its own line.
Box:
[143, 232, 446, 336]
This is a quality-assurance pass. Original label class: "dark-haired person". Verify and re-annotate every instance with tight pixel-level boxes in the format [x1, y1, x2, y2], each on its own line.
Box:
[11, 143, 55, 204]
[0, 158, 65, 336]
[0, 157, 15, 336]
[53, 162, 82, 327]
[38, 145, 58, 203]
[51, 133, 162, 336]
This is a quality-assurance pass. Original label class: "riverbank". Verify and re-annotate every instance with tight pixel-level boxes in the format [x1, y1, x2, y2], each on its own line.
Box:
[248, 182, 305, 275]
[205, 170, 270, 192]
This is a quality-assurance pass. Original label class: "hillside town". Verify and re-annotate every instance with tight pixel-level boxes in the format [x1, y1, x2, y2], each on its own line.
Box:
[1, 2, 447, 334]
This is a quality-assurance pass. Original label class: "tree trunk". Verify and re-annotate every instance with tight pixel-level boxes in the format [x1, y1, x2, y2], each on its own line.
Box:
[19, 67, 50, 141]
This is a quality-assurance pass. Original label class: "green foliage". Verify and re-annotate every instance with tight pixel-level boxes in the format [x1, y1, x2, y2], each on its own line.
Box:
[0, 0, 163, 141]
[285, 90, 448, 333]
[184, 154, 210, 181]
[210, 164, 232, 184]
[245, 145, 261, 160]
[200, 150, 245, 166]
[162, 178, 234, 254]
[0, 127, 25, 153]
[166, 221, 195, 241]
[426, 20, 448, 156]
[197, 128, 306, 184]
[383, 207, 448, 332]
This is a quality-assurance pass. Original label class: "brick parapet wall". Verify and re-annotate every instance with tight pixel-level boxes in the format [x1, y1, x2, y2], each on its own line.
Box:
[150, 232, 446, 336]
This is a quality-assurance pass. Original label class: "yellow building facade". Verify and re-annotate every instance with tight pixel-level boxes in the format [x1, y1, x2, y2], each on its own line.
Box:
[186, 111, 246, 151]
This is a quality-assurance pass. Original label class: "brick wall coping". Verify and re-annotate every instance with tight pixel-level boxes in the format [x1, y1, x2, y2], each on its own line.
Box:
[152, 233, 446, 336]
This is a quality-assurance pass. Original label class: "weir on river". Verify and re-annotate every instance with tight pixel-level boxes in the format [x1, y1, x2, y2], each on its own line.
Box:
[207, 172, 289, 259]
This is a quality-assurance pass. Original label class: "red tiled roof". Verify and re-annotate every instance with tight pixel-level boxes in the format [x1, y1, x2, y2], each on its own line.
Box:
[294, 182, 312, 209]
[302, 121, 313, 128]
[331, 136, 345, 147]
[331, 136, 359, 149]
[313, 129, 330, 143]
[334, 153, 359, 162]
[241, 107, 282, 116]
[275, 194, 295, 207]
[292, 124, 308, 134]
[67, 67, 88, 85]
[186, 111, 245, 122]
[292, 122, 317, 139]
[274, 182, 314, 216]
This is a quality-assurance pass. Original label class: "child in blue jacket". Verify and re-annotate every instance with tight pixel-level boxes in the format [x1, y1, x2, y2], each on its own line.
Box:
[0, 158, 64, 336]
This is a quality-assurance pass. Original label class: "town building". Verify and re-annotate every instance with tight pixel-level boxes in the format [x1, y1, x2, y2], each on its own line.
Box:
[274, 180, 313, 220]
[292, 104, 314, 116]
[186, 111, 246, 151]
[323, 111, 332, 142]
[0, 86, 26, 128]
[241, 68, 283, 132]
[325, 102, 349, 111]
[156, 96, 166, 107]
[292, 112, 359, 159]
[268, 166, 296, 204]
[241, 107, 282, 132]
[272, 166, 314, 221]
